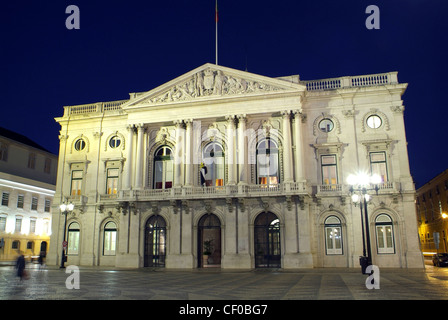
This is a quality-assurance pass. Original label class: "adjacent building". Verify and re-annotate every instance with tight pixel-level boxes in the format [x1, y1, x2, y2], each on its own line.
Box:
[47, 63, 424, 269]
[0, 127, 57, 262]
[416, 169, 448, 254]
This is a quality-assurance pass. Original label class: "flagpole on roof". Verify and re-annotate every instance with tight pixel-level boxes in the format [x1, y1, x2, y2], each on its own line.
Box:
[215, 0, 218, 65]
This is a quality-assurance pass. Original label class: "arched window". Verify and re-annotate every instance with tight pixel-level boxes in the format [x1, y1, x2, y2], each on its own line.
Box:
[154, 146, 174, 189]
[202, 142, 225, 186]
[325, 216, 343, 255]
[375, 214, 395, 254]
[256, 138, 279, 186]
[67, 222, 80, 255]
[103, 221, 117, 256]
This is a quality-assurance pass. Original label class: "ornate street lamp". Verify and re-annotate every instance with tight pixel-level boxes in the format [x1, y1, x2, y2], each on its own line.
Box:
[59, 201, 74, 268]
[347, 173, 381, 274]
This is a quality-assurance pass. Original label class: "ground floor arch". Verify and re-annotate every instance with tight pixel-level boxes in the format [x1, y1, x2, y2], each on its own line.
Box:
[254, 212, 281, 268]
[197, 213, 221, 268]
[144, 215, 167, 267]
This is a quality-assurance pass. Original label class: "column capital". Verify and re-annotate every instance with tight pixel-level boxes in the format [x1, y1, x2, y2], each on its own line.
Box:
[236, 114, 247, 127]
[281, 110, 292, 119]
[225, 114, 236, 121]
[174, 120, 185, 128]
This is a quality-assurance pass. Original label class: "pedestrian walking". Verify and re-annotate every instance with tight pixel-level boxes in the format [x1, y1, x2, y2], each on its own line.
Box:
[38, 251, 46, 270]
[15, 251, 27, 280]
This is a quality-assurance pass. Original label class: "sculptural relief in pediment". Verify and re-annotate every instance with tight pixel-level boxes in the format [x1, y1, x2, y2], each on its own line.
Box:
[137, 68, 284, 105]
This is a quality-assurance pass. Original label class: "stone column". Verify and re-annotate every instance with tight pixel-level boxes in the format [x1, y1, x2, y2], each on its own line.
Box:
[226, 115, 236, 185]
[292, 109, 305, 182]
[281, 111, 293, 183]
[237, 114, 248, 185]
[174, 120, 184, 187]
[184, 119, 193, 186]
[135, 124, 145, 189]
[124, 125, 134, 189]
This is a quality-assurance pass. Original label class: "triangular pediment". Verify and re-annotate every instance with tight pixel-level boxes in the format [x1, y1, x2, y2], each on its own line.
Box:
[123, 63, 305, 108]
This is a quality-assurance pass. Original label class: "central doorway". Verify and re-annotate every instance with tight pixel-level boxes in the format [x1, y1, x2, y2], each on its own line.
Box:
[144, 215, 166, 267]
[254, 212, 281, 268]
[198, 214, 221, 268]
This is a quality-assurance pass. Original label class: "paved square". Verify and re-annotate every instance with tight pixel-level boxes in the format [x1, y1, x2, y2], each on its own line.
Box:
[1, 261, 448, 301]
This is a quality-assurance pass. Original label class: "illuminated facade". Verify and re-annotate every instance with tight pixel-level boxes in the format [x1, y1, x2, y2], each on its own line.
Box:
[47, 64, 424, 269]
[0, 127, 56, 262]
[416, 169, 448, 254]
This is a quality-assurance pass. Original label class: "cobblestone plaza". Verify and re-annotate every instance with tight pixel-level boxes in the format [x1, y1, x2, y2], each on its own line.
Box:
[1, 262, 447, 301]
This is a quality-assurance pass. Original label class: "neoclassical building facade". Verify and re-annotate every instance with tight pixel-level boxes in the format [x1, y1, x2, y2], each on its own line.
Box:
[47, 64, 424, 269]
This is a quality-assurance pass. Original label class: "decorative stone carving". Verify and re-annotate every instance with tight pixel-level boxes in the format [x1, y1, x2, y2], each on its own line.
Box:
[390, 105, 405, 113]
[285, 196, 292, 211]
[226, 198, 233, 213]
[238, 198, 246, 212]
[182, 200, 190, 214]
[155, 127, 170, 144]
[138, 68, 283, 104]
[204, 200, 213, 214]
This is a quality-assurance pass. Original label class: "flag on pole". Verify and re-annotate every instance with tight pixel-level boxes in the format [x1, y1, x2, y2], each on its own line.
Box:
[215, 0, 218, 65]
[200, 163, 208, 186]
[215, 0, 218, 23]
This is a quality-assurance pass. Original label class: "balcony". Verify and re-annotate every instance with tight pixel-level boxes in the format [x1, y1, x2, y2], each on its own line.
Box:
[97, 181, 400, 203]
[99, 182, 309, 202]
[316, 181, 400, 197]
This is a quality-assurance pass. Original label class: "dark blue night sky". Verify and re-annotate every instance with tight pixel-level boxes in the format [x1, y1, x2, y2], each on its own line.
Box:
[1, 0, 446, 188]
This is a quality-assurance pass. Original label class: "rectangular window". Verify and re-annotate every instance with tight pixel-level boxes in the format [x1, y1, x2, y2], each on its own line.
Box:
[1, 192, 9, 207]
[44, 199, 51, 212]
[43, 219, 50, 235]
[321, 155, 338, 185]
[29, 219, 36, 234]
[325, 226, 343, 255]
[154, 160, 173, 189]
[71, 170, 83, 196]
[257, 154, 279, 186]
[68, 230, 80, 255]
[17, 195, 24, 208]
[370, 152, 388, 182]
[0, 216, 6, 232]
[12, 241, 19, 250]
[106, 168, 119, 195]
[28, 153, 36, 169]
[31, 197, 38, 211]
[104, 230, 117, 256]
[44, 158, 52, 174]
[15, 217, 22, 233]
[376, 225, 394, 253]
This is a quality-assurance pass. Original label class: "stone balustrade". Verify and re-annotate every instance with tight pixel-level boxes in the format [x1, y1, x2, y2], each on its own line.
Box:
[93, 181, 399, 203]
[301, 72, 398, 91]
[61, 72, 399, 116]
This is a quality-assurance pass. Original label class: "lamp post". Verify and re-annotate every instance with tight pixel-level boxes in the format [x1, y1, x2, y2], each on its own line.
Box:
[347, 173, 381, 274]
[59, 201, 74, 268]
